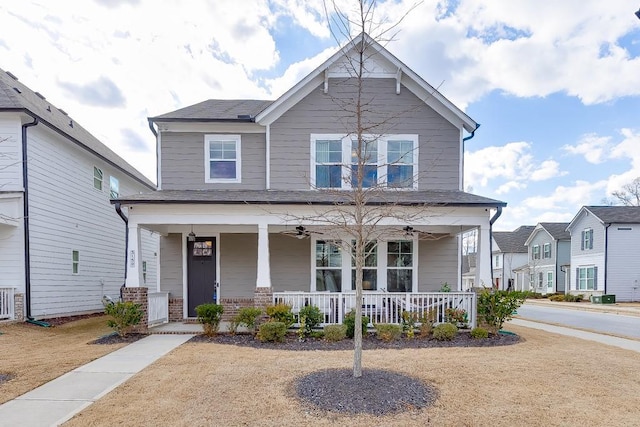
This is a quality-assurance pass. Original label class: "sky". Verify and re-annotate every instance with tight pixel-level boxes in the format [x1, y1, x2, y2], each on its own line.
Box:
[1, 0, 639, 231]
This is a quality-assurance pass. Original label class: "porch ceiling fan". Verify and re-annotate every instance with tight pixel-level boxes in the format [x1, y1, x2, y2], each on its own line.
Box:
[281, 225, 323, 240]
[400, 226, 450, 241]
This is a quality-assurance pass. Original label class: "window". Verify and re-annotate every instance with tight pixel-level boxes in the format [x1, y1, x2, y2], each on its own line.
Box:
[311, 134, 418, 189]
[142, 261, 147, 284]
[93, 166, 103, 190]
[72, 250, 79, 274]
[352, 241, 378, 290]
[543, 243, 551, 259]
[109, 176, 119, 199]
[387, 139, 415, 188]
[577, 266, 596, 290]
[532, 245, 540, 260]
[494, 255, 500, 268]
[546, 271, 553, 289]
[581, 228, 593, 250]
[387, 241, 413, 292]
[537, 272, 543, 288]
[205, 134, 241, 183]
[316, 241, 342, 292]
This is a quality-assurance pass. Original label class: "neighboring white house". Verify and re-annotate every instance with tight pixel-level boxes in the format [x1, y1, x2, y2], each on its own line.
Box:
[567, 206, 640, 302]
[492, 225, 535, 290]
[0, 68, 157, 321]
[523, 223, 570, 295]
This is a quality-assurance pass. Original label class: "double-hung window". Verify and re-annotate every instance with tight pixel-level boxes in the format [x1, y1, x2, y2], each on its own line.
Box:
[387, 241, 413, 292]
[543, 243, 551, 259]
[93, 166, 103, 190]
[577, 266, 596, 290]
[315, 240, 342, 292]
[546, 271, 553, 289]
[205, 135, 241, 183]
[311, 134, 418, 189]
[581, 228, 593, 250]
[532, 245, 540, 260]
[72, 250, 79, 274]
[109, 176, 119, 199]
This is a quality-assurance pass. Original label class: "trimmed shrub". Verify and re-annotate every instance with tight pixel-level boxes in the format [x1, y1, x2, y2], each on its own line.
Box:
[324, 324, 347, 342]
[195, 303, 224, 337]
[265, 303, 295, 328]
[470, 327, 489, 339]
[445, 308, 468, 328]
[375, 324, 402, 342]
[257, 321, 287, 342]
[104, 301, 143, 337]
[418, 311, 435, 338]
[235, 307, 263, 333]
[477, 290, 526, 334]
[549, 294, 564, 302]
[433, 323, 458, 341]
[343, 310, 369, 339]
[299, 305, 323, 334]
[563, 293, 584, 302]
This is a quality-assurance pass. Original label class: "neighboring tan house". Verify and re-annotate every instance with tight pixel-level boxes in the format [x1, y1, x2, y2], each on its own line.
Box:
[115, 33, 505, 326]
[566, 206, 640, 302]
[523, 223, 570, 295]
[0, 68, 157, 321]
[492, 225, 535, 290]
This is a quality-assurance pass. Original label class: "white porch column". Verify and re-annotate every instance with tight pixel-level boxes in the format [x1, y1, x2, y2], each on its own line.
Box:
[475, 224, 493, 288]
[126, 222, 144, 287]
[256, 223, 272, 288]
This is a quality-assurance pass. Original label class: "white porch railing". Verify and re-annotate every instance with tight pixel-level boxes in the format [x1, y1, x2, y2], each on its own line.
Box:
[148, 292, 169, 327]
[273, 291, 477, 328]
[0, 287, 15, 320]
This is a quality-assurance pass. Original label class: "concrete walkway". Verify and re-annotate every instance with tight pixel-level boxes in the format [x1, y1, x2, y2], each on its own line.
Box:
[509, 318, 640, 353]
[523, 299, 640, 317]
[0, 334, 194, 427]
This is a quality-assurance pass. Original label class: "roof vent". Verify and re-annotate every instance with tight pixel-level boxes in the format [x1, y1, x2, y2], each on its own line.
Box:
[69, 120, 73, 128]
[46, 105, 51, 112]
[59, 109, 68, 116]
[35, 92, 46, 100]
[13, 87, 21, 94]
[237, 114, 252, 120]
[6, 71, 18, 80]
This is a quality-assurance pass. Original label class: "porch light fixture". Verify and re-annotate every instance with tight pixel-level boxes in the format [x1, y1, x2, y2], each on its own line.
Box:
[403, 226, 414, 237]
[188, 224, 196, 242]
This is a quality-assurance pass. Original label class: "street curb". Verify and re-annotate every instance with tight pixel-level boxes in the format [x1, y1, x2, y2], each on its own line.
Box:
[523, 299, 640, 318]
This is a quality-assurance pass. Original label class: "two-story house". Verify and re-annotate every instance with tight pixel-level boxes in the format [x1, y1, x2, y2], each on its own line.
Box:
[492, 225, 535, 290]
[0, 68, 157, 321]
[567, 206, 640, 302]
[523, 223, 570, 294]
[115, 33, 505, 324]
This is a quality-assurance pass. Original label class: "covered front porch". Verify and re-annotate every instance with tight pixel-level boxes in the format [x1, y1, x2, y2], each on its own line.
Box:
[121, 202, 495, 327]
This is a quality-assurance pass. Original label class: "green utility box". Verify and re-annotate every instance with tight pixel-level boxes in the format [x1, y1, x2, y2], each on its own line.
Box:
[591, 295, 616, 304]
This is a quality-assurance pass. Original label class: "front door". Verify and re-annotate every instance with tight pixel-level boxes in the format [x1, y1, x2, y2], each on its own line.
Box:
[187, 237, 217, 317]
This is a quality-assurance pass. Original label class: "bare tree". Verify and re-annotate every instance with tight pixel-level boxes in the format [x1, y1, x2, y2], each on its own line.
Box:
[610, 177, 640, 206]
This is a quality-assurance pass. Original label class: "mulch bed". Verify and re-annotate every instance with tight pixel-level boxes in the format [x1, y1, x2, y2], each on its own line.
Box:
[90, 332, 148, 345]
[189, 330, 520, 350]
[296, 368, 438, 415]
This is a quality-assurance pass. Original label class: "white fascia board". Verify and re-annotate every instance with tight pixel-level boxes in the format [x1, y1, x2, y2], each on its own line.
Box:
[157, 122, 265, 134]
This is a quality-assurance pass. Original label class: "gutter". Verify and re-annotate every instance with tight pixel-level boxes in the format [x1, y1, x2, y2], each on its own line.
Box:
[489, 206, 503, 287]
[461, 123, 480, 192]
[21, 113, 38, 321]
[114, 202, 129, 299]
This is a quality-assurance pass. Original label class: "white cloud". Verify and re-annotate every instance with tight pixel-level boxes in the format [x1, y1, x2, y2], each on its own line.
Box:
[563, 134, 613, 164]
[530, 160, 566, 182]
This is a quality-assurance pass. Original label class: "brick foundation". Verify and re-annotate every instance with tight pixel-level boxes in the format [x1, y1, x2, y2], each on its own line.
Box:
[121, 287, 148, 333]
[168, 298, 183, 322]
[14, 293, 24, 322]
[254, 287, 273, 321]
[220, 297, 255, 321]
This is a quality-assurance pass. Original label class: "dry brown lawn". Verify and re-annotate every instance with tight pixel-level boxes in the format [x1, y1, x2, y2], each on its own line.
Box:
[65, 324, 640, 427]
[0, 316, 127, 404]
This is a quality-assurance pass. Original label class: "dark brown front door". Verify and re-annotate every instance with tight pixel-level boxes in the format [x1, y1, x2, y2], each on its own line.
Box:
[187, 237, 217, 317]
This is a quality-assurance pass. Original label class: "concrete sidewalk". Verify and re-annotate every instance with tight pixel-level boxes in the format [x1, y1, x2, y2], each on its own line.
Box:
[524, 299, 640, 317]
[0, 334, 194, 427]
[509, 318, 640, 353]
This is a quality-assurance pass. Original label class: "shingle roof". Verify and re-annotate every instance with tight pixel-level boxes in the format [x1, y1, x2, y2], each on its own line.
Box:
[585, 206, 640, 224]
[0, 68, 155, 189]
[113, 189, 507, 207]
[539, 222, 571, 240]
[493, 225, 535, 253]
[150, 99, 273, 121]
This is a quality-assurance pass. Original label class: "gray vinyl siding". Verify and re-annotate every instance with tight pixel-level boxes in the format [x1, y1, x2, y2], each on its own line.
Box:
[220, 233, 257, 298]
[603, 224, 640, 301]
[160, 132, 265, 190]
[270, 234, 311, 292]
[527, 230, 558, 293]
[26, 125, 156, 318]
[417, 237, 457, 291]
[160, 233, 183, 297]
[270, 78, 460, 191]
[556, 240, 570, 292]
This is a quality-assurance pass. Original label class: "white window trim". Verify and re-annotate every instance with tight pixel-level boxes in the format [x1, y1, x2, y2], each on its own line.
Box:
[546, 271, 553, 288]
[532, 245, 540, 260]
[204, 134, 242, 183]
[72, 250, 79, 275]
[310, 236, 418, 292]
[543, 243, 551, 259]
[93, 166, 103, 191]
[310, 133, 419, 190]
[577, 266, 595, 291]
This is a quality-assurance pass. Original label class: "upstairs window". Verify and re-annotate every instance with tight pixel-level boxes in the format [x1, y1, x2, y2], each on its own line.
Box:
[581, 228, 593, 250]
[72, 250, 79, 274]
[205, 135, 241, 183]
[93, 166, 103, 190]
[532, 245, 540, 260]
[109, 176, 119, 199]
[543, 243, 551, 259]
[311, 134, 418, 190]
